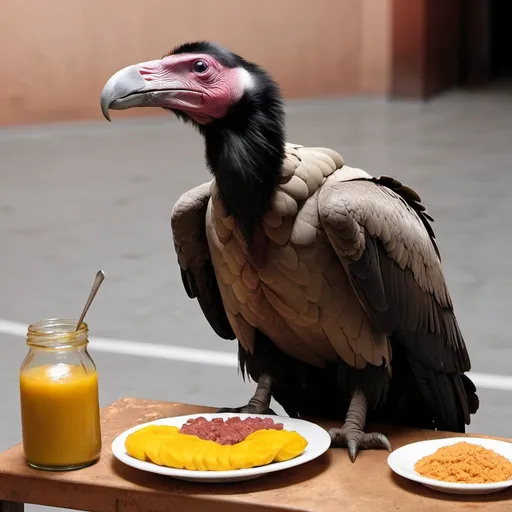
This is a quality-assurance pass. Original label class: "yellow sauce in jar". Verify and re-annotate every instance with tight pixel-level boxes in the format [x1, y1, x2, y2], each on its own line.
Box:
[20, 363, 101, 469]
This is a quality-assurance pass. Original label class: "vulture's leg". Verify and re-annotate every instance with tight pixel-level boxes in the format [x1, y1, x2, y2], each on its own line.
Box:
[328, 389, 391, 462]
[216, 373, 276, 415]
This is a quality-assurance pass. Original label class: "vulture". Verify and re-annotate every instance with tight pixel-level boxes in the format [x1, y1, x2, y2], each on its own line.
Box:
[100, 41, 479, 462]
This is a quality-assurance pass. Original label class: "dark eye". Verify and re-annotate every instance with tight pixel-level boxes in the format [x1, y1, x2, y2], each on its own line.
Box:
[193, 60, 208, 74]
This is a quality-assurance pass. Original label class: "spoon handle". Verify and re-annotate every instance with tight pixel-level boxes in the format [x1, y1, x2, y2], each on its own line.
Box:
[76, 270, 106, 330]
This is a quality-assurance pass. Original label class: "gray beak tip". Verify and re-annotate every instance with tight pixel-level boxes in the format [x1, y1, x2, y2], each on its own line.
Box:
[100, 95, 112, 122]
[100, 64, 149, 123]
[100, 92, 113, 122]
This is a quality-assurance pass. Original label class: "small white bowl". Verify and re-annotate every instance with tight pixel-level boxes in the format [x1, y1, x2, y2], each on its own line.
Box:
[387, 436, 512, 495]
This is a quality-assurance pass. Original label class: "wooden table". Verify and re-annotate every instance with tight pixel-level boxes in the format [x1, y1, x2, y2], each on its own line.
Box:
[0, 398, 510, 512]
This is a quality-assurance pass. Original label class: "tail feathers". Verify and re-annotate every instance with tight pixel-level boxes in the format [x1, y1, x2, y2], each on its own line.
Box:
[461, 373, 480, 416]
[408, 357, 475, 432]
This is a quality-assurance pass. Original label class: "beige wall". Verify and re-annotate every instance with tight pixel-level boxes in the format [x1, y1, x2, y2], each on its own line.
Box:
[0, 0, 390, 126]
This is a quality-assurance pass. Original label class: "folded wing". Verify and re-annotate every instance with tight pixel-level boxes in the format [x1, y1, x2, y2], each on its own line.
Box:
[318, 172, 477, 430]
[170, 181, 235, 340]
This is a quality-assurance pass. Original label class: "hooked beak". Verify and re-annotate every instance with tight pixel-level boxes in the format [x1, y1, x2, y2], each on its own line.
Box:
[100, 65, 148, 121]
[100, 61, 204, 121]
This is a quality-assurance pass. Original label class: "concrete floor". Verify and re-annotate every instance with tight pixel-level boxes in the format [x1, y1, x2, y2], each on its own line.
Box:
[1, 85, 511, 511]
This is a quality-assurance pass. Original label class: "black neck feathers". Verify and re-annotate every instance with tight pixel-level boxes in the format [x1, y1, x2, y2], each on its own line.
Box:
[200, 62, 286, 241]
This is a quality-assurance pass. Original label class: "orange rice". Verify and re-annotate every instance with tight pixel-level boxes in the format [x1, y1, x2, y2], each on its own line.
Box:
[414, 441, 512, 484]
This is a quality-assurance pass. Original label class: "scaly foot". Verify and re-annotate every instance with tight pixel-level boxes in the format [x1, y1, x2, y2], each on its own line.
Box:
[329, 388, 392, 462]
[328, 425, 391, 462]
[216, 373, 275, 415]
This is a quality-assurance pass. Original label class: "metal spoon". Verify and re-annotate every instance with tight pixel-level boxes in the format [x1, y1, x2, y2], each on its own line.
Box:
[76, 270, 106, 330]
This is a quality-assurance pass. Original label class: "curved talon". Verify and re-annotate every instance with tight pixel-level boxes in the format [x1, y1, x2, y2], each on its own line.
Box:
[328, 427, 392, 463]
[347, 438, 359, 463]
[361, 432, 392, 453]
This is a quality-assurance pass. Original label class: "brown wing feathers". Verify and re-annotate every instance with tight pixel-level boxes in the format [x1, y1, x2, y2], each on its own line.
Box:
[171, 183, 235, 340]
[318, 176, 477, 430]
[372, 175, 439, 258]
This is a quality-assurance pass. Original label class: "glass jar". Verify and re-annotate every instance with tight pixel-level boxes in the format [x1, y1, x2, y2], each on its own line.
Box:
[19, 318, 102, 471]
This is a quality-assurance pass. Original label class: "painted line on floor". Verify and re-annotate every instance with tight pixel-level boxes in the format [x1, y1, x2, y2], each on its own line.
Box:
[0, 319, 238, 368]
[2, 318, 512, 391]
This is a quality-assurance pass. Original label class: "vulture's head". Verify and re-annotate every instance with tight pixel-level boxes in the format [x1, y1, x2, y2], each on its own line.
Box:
[100, 41, 287, 239]
[101, 41, 281, 126]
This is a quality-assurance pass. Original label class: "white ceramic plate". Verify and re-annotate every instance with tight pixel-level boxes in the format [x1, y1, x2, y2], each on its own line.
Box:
[387, 436, 512, 495]
[111, 412, 332, 483]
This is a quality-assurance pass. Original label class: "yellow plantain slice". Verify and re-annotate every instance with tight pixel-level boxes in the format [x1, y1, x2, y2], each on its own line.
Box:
[228, 440, 261, 470]
[145, 437, 169, 465]
[151, 426, 180, 436]
[245, 438, 282, 467]
[163, 437, 201, 469]
[203, 442, 223, 471]
[175, 437, 203, 470]
[273, 432, 308, 462]
[180, 441, 199, 470]
[191, 440, 210, 471]
[245, 429, 308, 462]
[244, 430, 287, 455]
[216, 444, 232, 471]
[159, 441, 181, 469]
[125, 426, 160, 460]
[125, 434, 152, 461]
[125, 425, 181, 461]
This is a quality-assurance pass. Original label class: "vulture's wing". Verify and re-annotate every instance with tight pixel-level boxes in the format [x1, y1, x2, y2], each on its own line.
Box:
[318, 172, 474, 430]
[170, 182, 235, 340]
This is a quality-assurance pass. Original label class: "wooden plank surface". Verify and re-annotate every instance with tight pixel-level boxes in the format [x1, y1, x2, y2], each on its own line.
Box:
[0, 398, 510, 512]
